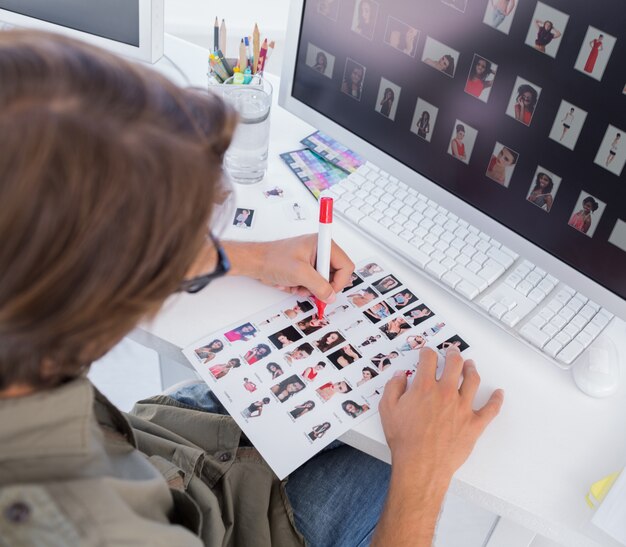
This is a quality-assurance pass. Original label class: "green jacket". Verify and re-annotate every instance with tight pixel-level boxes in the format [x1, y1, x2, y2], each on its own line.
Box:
[0, 378, 304, 546]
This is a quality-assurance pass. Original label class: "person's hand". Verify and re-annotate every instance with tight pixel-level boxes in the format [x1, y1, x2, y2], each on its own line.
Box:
[379, 346, 504, 488]
[224, 235, 354, 303]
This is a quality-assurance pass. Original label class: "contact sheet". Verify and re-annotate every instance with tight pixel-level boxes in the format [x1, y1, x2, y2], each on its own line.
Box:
[183, 260, 470, 478]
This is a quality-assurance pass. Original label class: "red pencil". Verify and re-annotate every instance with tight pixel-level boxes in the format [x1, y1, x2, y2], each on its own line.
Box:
[256, 38, 268, 73]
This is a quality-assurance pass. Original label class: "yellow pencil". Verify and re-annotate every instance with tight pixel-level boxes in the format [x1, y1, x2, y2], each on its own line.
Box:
[252, 23, 260, 74]
[238, 39, 247, 71]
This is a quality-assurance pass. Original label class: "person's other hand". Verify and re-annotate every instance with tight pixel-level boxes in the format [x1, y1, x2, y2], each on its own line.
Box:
[379, 346, 503, 489]
[224, 235, 354, 303]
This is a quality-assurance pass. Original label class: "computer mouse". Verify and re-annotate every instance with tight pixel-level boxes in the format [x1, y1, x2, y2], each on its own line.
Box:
[572, 336, 620, 398]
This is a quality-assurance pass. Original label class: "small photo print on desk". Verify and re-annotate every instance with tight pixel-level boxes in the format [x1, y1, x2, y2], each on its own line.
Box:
[437, 334, 469, 353]
[194, 339, 225, 364]
[379, 317, 411, 340]
[284, 343, 316, 364]
[483, 0, 519, 35]
[386, 289, 417, 310]
[448, 120, 478, 165]
[485, 142, 519, 187]
[593, 124, 625, 177]
[351, 0, 379, 41]
[284, 202, 307, 221]
[506, 76, 541, 127]
[224, 323, 259, 343]
[208, 358, 242, 380]
[371, 351, 399, 372]
[283, 299, 314, 319]
[548, 100, 587, 151]
[314, 330, 347, 353]
[305, 43, 335, 79]
[241, 398, 271, 420]
[567, 190, 606, 238]
[270, 375, 307, 403]
[327, 344, 362, 369]
[384, 16, 419, 57]
[307, 422, 332, 442]
[357, 262, 384, 278]
[364, 301, 393, 324]
[263, 186, 286, 200]
[524, 2, 568, 59]
[243, 343, 272, 365]
[288, 400, 316, 420]
[266, 361, 284, 380]
[343, 272, 365, 292]
[396, 334, 426, 352]
[233, 207, 254, 228]
[341, 399, 370, 419]
[375, 77, 401, 121]
[526, 166, 562, 213]
[316, 379, 353, 401]
[268, 326, 303, 350]
[301, 361, 327, 382]
[372, 274, 401, 295]
[347, 286, 378, 308]
[297, 314, 329, 336]
[404, 303, 434, 326]
[422, 36, 459, 78]
[317, 0, 340, 22]
[410, 98, 438, 142]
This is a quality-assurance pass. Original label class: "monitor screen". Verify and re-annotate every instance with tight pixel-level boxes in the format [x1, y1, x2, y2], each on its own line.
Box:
[0, 0, 139, 47]
[291, 0, 626, 302]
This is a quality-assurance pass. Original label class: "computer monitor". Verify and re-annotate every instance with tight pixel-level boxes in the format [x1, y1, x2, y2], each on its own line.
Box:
[0, 0, 163, 63]
[280, 0, 626, 320]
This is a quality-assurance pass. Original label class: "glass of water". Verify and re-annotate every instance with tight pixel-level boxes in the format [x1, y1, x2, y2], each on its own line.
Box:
[221, 75, 273, 184]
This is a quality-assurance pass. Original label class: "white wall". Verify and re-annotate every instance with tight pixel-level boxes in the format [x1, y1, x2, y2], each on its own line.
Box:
[165, 0, 291, 74]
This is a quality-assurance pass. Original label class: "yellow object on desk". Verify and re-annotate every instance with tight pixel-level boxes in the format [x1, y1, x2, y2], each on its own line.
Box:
[587, 470, 622, 508]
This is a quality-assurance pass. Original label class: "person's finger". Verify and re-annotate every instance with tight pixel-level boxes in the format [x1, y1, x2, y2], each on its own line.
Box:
[413, 347, 438, 387]
[440, 345, 464, 389]
[475, 389, 504, 429]
[328, 240, 355, 293]
[459, 360, 480, 399]
[380, 371, 407, 411]
[293, 261, 337, 303]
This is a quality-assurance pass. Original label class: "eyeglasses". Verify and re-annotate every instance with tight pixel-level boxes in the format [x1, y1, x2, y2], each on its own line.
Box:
[178, 232, 230, 294]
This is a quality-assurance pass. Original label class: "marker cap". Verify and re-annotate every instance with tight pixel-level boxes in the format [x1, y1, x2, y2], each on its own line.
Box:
[319, 196, 333, 224]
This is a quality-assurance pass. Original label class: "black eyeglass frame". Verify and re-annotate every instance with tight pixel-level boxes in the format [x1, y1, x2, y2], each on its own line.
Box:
[178, 233, 230, 294]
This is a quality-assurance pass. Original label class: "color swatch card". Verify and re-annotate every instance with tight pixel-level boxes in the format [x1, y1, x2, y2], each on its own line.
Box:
[183, 262, 468, 478]
[300, 130, 365, 174]
[280, 148, 348, 198]
[183, 260, 470, 479]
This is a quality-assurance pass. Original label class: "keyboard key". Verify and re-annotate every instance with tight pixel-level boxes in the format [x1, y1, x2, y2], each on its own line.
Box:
[517, 280, 533, 296]
[556, 340, 584, 365]
[455, 226, 470, 240]
[520, 324, 551, 348]
[389, 223, 403, 235]
[431, 250, 446, 263]
[500, 296, 517, 311]
[434, 240, 449, 253]
[399, 230, 414, 241]
[426, 261, 448, 279]
[528, 288, 546, 304]
[559, 306, 577, 322]
[467, 261, 481, 274]
[552, 315, 567, 330]
[466, 233, 480, 246]
[420, 243, 435, 255]
[473, 252, 488, 266]
[344, 207, 366, 223]
[477, 259, 506, 285]
[526, 271, 543, 287]
[441, 257, 456, 270]
[579, 305, 596, 321]
[582, 322, 601, 338]
[431, 225, 445, 238]
[544, 340, 563, 358]
[361, 204, 374, 215]
[461, 245, 477, 259]
[442, 271, 462, 289]
[452, 265, 489, 292]
[547, 298, 563, 313]
[563, 323, 580, 338]
[537, 279, 555, 294]
[575, 330, 594, 348]
[591, 313, 610, 328]
[370, 210, 384, 222]
[479, 295, 497, 311]
[424, 233, 438, 245]
[505, 273, 522, 288]
[380, 216, 394, 228]
[441, 231, 455, 244]
[502, 311, 521, 328]
[455, 280, 479, 300]
[501, 246, 519, 260]
[542, 323, 559, 337]
[570, 315, 588, 330]
[490, 303, 508, 320]
[451, 238, 466, 251]
[539, 308, 554, 321]
[434, 214, 448, 226]
[445, 246, 460, 259]
[568, 297, 585, 313]
[530, 315, 546, 329]
[457, 254, 471, 266]
[424, 208, 437, 219]
[555, 332, 571, 346]
[487, 247, 515, 268]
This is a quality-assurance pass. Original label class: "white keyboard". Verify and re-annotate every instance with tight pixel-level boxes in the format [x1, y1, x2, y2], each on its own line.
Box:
[323, 162, 614, 369]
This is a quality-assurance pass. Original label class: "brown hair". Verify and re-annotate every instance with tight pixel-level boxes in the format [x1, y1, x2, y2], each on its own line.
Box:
[0, 30, 237, 390]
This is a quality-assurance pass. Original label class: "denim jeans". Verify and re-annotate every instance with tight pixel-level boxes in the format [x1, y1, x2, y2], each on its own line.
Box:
[168, 382, 391, 547]
[492, 8, 506, 28]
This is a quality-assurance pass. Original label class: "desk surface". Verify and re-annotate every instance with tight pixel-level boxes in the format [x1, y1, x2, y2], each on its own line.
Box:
[139, 36, 626, 547]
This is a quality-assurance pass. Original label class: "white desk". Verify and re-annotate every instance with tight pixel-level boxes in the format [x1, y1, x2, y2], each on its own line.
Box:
[134, 35, 626, 547]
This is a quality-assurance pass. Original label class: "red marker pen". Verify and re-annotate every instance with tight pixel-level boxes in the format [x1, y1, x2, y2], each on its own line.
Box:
[314, 197, 333, 319]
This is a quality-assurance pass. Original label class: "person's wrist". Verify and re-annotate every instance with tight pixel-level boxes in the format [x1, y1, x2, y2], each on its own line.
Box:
[222, 241, 266, 279]
[390, 450, 452, 499]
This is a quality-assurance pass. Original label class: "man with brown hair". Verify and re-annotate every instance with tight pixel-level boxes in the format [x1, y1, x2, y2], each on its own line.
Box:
[0, 30, 502, 546]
